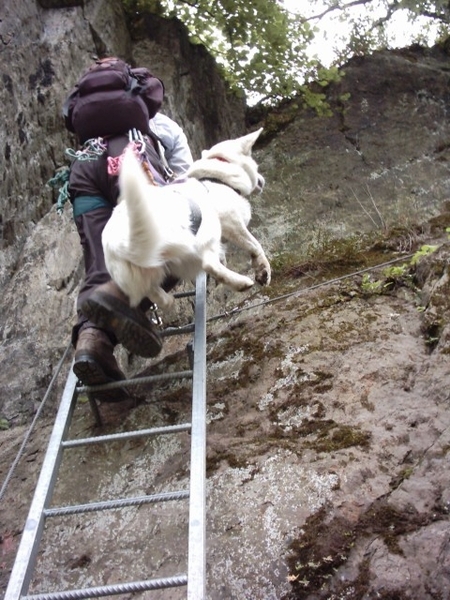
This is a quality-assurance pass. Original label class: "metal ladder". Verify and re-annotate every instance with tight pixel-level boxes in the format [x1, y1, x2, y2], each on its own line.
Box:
[5, 272, 207, 600]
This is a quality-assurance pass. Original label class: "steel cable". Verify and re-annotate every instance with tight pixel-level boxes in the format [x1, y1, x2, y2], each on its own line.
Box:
[0, 341, 72, 503]
[0, 253, 413, 504]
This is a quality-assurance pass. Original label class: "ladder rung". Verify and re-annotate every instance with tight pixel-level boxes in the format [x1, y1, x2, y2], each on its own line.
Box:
[76, 369, 193, 395]
[44, 490, 189, 517]
[22, 574, 188, 600]
[173, 290, 196, 298]
[161, 324, 195, 337]
[62, 423, 191, 448]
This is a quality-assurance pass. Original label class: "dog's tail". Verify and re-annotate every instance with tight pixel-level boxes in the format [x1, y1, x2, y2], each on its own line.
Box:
[118, 147, 164, 267]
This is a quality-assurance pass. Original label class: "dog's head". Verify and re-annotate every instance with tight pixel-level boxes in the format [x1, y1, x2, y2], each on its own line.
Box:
[187, 128, 264, 196]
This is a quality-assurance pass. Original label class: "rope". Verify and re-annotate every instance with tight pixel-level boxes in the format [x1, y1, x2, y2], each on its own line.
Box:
[65, 138, 107, 161]
[0, 341, 72, 503]
[47, 166, 70, 216]
[47, 139, 109, 216]
[205, 253, 415, 324]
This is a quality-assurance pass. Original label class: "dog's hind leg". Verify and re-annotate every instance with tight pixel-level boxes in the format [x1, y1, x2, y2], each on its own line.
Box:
[202, 250, 254, 291]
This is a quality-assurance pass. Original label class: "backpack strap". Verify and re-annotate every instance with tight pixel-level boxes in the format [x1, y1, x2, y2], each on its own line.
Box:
[104, 130, 171, 187]
[130, 128, 174, 183]
[143, 129, 174, 181]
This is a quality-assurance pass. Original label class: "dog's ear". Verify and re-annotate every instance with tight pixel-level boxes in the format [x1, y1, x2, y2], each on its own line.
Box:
[200, 127, 263, 161]
[240, 127, 263, 155]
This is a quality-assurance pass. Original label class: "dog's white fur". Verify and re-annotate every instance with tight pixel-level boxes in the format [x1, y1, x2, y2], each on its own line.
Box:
[102, 128, 271, 309]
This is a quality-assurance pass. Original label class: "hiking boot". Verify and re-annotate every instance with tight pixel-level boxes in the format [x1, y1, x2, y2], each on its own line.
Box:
[73, 327, 130, 403]
[80, 281, 162, 358]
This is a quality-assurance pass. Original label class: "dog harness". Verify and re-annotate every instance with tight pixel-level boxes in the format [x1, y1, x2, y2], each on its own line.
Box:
[200, 177, 242, 196]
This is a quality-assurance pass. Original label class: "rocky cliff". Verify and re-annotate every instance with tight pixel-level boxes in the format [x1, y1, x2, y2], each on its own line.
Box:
[2, 2, 450, 599]
[0, 0, 245, 423]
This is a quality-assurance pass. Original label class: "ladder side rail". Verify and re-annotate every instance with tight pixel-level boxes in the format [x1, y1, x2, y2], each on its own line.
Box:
[5, 368, 79, 600]
[187, 272, 207, 600]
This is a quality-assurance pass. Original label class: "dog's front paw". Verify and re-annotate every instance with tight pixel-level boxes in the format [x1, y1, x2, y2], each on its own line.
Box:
[256, 266, 271, 286]
[252, 253, 271, 287]
[235, 276, 254, 292]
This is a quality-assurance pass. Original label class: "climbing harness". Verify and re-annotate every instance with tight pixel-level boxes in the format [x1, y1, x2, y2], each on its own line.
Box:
[49, 129, 175, 216]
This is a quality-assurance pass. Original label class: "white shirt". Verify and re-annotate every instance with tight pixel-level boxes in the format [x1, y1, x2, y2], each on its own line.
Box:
[150, 113, 193, 176]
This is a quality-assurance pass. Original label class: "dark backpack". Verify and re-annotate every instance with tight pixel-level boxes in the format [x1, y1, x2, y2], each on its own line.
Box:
[63, 57, 164, 143]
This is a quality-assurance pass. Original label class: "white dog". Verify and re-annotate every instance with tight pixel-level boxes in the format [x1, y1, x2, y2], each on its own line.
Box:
[102, 128, 271, 310]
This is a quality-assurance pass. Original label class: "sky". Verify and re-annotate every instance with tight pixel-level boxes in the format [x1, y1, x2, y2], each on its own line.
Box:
[281, 0, 440, 65]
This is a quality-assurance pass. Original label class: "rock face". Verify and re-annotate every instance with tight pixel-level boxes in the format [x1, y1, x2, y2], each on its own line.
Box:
[2, 3, 450, 599]
[0, 0, 245, 424]
[254, 46, 450, 254]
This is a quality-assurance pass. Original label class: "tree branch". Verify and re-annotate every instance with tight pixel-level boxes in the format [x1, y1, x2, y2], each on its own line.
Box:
[302, 0, 375, 22]
[370, 0, 400, 30]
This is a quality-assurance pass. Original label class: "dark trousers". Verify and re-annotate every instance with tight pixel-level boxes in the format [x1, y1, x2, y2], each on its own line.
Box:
[72, 206, 115, 346]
